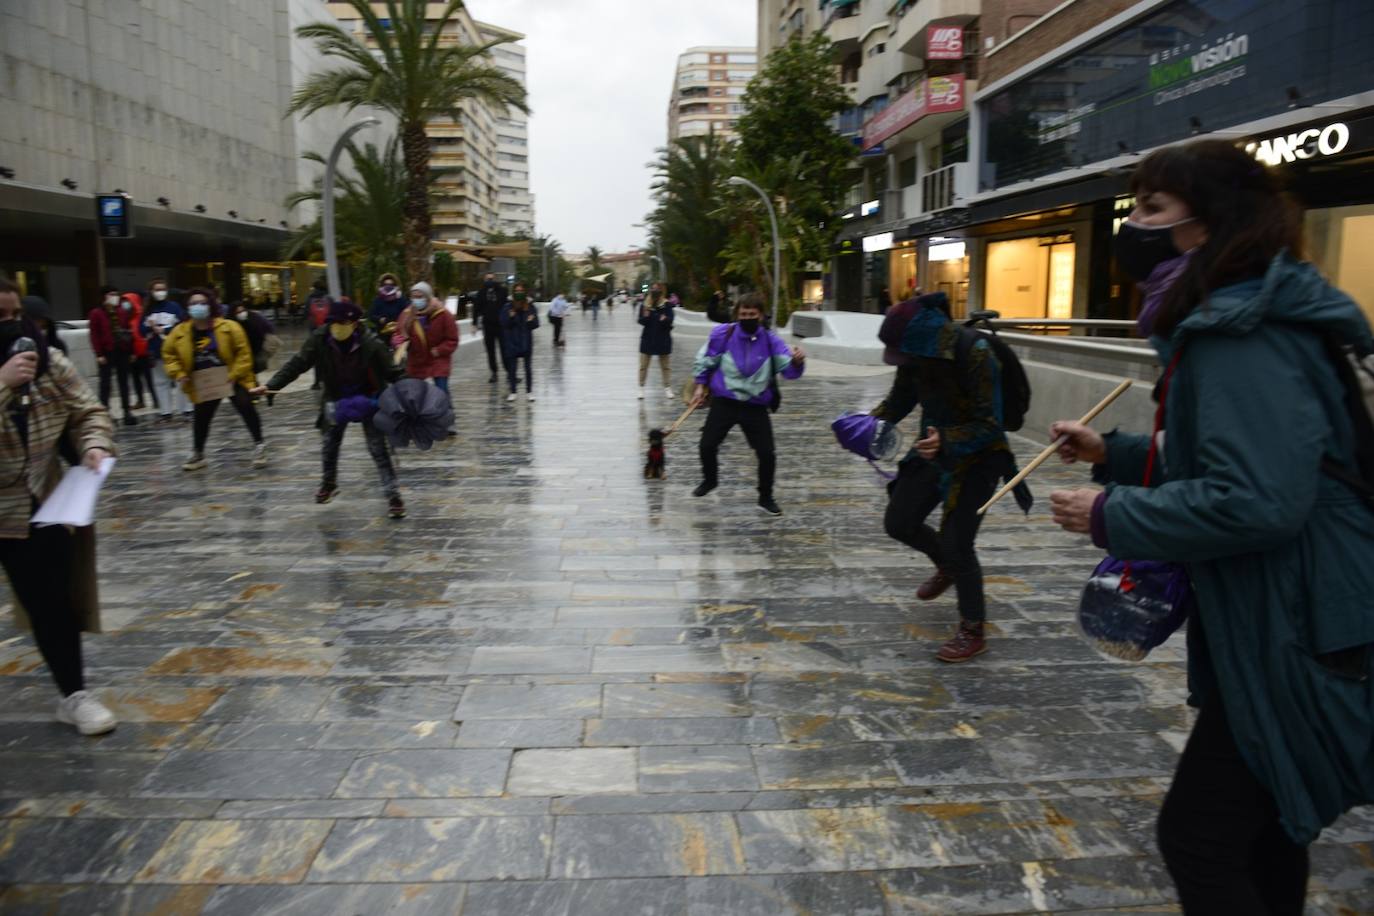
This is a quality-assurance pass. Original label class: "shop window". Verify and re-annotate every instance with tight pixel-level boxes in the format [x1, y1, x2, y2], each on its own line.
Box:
[898, 156, 917, 188]
[927, 239, 969, 317]
[984, 236, 1077, 320]
[1307, 205, 1374, 326]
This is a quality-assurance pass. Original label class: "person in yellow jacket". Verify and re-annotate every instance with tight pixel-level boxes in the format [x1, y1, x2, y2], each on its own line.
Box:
[162, 287, 268, 472]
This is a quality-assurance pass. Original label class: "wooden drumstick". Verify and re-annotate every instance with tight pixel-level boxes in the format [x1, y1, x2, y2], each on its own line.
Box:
[978, 378, 1134, 515]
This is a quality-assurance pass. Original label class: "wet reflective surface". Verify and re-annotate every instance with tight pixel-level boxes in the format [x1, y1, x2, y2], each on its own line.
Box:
[2, 314, 1370, 913]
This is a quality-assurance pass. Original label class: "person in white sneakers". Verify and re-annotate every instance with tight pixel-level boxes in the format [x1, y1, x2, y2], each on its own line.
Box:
[637, 283, 675, 399]
[0, 274, 118, 735]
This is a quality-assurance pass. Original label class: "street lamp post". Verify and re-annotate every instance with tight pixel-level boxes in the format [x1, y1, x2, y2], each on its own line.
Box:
[322, 117, 381, 300]
[633, 222, 667, 286]
[727, 176, 780, 319]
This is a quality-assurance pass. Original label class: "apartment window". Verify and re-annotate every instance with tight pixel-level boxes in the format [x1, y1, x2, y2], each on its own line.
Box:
[498, 152, 527, 163]
[727, 86, 746, 96]
[867, 43, 886, 58]
[728, 103, 745, 114]
[681, 52, 709, 65]
[711, 70, 727, 81]
[729, 53, 757, 64]
[898, 156, 917, 187]
[711, 53, 726, 64]
[711, 87, 725, 96]
[728, 70, 752, 81]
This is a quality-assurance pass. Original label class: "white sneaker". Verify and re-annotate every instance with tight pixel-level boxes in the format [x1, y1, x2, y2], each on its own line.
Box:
[252, 442, 268, 468]
[56, 690, 117, 736]
[664, 387, 675, 399]
[527, 393, 536, 402]
[637, 388, 645, 400]
[506, 393, 517, 402]
[182, 452, 207, 472]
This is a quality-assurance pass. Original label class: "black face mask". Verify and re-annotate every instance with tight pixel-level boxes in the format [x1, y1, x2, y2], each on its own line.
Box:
[1113, 219, 1192, 282]
[738, 318, 760, 334]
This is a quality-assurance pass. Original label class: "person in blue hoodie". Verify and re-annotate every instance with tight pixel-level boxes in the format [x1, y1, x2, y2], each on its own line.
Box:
[141, 277, 189, 422]
[1049, 139, 1374, 913]
[689, 292, 805, 516]
[499, 282, 539, 402]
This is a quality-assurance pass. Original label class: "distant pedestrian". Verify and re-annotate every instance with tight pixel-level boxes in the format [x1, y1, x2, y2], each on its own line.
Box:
[499, 283, 538, 402]
[0, 274, 118, 736]
[161, 288, 267, 472]
[690, 292, 806, 516]
[394, 281, 457, 437]
[120, 293, 159, 416]
[548, 292, 571, 347]
[369, 272, 406, 337]
[21, 295, 66, 354]
[306, 277, 330, 328]
[474, 273, 508, 384]
[87, 285, 138, 425]
[142, 279, 190, 422]
[707, 289, 731, 323]
[258, 299, 405, 518]
[878, 287, 893, 312]
[231, 299, 278, 379]
[638, 283, 675, 400]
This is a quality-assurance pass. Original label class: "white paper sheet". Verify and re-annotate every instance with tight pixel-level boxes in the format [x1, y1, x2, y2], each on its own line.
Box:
[32, 457, 116, 527]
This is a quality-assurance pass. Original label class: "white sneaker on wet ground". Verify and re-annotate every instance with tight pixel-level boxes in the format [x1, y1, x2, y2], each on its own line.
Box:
[56, 690, 117, 736]
[506, 393, 517, 402]
[664, 387, 675, 399]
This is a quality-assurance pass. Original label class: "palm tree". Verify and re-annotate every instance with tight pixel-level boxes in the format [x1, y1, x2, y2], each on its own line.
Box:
[648, 133, 734, 303]
[288, 0, 529, 282]
[283, 137, 410, 300]
[585, 245, 605, 274]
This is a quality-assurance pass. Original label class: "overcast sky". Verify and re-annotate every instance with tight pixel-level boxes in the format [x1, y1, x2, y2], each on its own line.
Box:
[464, 0, 756, 255]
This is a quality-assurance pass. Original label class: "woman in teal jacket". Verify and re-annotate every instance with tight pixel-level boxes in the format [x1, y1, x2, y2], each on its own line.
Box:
[1050, 140, 1374, 914]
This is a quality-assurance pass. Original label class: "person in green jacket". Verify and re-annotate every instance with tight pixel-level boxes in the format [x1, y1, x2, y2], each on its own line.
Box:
[1049, 139, 1374, 914]
[254, 300, 406, 518]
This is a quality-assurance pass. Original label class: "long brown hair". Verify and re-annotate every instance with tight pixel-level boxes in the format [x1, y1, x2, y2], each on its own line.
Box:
[1130, 139, 1303, 336]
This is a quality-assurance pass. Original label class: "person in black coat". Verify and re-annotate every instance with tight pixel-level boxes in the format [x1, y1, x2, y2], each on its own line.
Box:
[499, 283, 539, 402]
[474, 273, 508, 384]
[637, 283, 675, 400]
[21, 296, 67, 354]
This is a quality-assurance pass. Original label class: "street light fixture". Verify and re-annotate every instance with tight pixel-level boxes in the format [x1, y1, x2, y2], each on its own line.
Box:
[632, 222, 666, 285]
[728, 176, 780, 319]
[323, 117, 382, 299]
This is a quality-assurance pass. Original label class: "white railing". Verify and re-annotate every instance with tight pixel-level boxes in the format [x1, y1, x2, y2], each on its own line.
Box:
[921, 162, 968, 213]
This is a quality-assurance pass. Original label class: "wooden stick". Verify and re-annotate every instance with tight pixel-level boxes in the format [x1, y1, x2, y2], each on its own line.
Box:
[663, 401, 700, 438]
[977, 378, 1134, 515]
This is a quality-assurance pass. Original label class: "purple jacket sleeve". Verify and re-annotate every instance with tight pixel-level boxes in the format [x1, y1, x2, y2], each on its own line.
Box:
[770, 331, 804, 380]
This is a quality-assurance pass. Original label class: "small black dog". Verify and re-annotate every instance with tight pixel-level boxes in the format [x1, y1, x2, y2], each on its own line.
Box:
[644, 428, 666, 479]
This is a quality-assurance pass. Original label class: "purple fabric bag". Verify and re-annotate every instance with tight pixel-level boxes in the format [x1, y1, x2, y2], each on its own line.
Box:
[333, 394, 378, 424]
[831, 412, 902, 480]
[1077, 557, 1192, 661]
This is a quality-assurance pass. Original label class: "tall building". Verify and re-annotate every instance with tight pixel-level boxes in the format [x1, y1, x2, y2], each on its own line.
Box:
[0, 0, 354, 314]
[482, 25, 536, 239]
[667, 47, 757, 142]
[324, 4, 530, 244]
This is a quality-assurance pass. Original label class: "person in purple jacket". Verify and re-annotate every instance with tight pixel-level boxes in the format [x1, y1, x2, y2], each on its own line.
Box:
[689, 292, 806, 516]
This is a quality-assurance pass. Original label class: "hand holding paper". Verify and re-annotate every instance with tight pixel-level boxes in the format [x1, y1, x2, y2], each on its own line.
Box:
[32, 457, 116, 527]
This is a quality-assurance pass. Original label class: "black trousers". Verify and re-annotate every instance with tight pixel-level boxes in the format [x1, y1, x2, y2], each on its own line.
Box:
[482, 324, 502, 376]
[0, 525, 84, 695]
[699, 399, 775, 500]
[193, 386, 263, 453]
[505, 353, 533, 393]
[550, 315, 564, 344]
[883, 452, 1007, 623]
[131, 356, 158, 408]
[322, 419, 398, 498]
[97, 353, 133, 416]
[1158, 697, 1309, 914]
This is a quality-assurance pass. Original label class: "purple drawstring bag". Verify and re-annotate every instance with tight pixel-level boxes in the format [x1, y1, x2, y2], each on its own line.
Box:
[1077, 557, 1192, 660]
[832, 412, 903, 480]
[332, 394, 378, 424]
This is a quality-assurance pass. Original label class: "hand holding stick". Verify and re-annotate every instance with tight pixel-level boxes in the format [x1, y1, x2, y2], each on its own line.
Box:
[663, 401, 700, 438]
[978, 379, 1134, 515]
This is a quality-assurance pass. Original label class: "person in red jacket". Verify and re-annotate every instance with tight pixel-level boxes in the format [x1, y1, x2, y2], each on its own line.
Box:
[392, 281, 458, 436]
[119, 292, 159, 415]
[88, 285, 139, 426]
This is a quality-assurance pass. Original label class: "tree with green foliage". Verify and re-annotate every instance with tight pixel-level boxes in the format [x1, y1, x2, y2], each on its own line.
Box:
[730, 32, 854, 322]
[283, 137, 409, 302]
[288, 0, 528, 284]
[646, 132, 734, 306]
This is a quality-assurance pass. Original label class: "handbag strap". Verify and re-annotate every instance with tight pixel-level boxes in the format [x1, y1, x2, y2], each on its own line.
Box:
[1143, 349, 1183, 487]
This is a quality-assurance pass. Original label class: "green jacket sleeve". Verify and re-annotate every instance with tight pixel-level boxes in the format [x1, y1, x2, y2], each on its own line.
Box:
[871, 365, 919, 423]
[1103, 332, 1329, 562]
[1092, 430, 1157, 487]
[267, 333, 319, 391]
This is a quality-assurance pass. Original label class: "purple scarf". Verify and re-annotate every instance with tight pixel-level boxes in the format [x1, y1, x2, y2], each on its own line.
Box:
[1135, 251, 1194, 339]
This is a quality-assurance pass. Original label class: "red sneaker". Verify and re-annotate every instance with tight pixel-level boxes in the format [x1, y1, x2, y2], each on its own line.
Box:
[937, 622, 987, 663]
[917, 571, 955, 601]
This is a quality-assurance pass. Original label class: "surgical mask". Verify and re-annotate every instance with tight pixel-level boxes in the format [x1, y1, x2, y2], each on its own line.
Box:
[152, 290, 167, 301]
[236, 310, 248, 320]
[188, 303, 211, 320]
[411, 297, 427, 309]
[738, 318, 760, 334]
[1114, 218, 1196, 282]
[104, 295, 119, 307]
[119, 301, 132, 312]
[380, 283, 398, 294]
[329, 322, 356, 342]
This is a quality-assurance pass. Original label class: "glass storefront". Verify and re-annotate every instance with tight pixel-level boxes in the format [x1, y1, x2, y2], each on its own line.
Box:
[926, 238, 969, 317]
[984, 235, 1076, 319]
[1307, 204, 1374, 326]
[888, 240, 918, 303]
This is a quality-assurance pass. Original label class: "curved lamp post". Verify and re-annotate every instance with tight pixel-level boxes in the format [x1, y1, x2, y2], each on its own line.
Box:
[322, 117, 382, 300]
[649, 254, 666, 285]
[727, 175, 780, 319]
[633, 222, 667, 285]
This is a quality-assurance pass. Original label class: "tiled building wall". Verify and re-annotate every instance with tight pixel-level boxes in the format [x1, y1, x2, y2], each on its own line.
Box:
[980, 0, 1140, 85]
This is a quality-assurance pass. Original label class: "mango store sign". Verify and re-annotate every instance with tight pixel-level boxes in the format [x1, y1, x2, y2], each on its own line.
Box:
[862, 75, 965, 151]
[1245, 121, 1350, 166]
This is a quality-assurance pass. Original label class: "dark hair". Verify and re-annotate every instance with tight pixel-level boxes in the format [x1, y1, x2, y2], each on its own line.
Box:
[735, 292, 767, 315]
[0, 274, 19, 296]
[99, 284, 119, 296]
[1130, 139, 1303, 336]
[185, 286, 220, 311]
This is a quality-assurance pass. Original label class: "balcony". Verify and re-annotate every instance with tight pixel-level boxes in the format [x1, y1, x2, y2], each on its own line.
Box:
[824, 5, 862, 57]
[892, 0, 979, 59]
[920, 162, 969, 213]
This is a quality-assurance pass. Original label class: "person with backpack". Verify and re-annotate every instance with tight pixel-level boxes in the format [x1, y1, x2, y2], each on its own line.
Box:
[474, 273, 508, 384]
[871, 291, 1029, 663]
[1048, 140, 1374, 914]
[689, 292, 806, 516]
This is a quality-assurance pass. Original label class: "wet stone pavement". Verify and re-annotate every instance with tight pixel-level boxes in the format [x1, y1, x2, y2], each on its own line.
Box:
[1, 311, 1371, 915]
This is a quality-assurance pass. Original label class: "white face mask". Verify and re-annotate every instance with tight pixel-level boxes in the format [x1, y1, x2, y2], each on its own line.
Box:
[236, 310, 248, 320]
[411, 297, 427, 308]
[104, 295, 119, 307]
[188, 303, 211, 320]
[152, 290, 167, 301]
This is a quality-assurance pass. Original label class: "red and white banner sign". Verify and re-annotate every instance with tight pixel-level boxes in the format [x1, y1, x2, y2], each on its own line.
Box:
[927, 25, 964, 60]
[861, 74, 965, 150]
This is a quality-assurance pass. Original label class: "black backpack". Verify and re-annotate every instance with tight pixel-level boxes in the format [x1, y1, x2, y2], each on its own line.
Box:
[953, 310, 1031, 432]
[1321, 335, 1374, 512]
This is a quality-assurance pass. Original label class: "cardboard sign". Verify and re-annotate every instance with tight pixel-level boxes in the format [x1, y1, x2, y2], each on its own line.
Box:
[191, 366, 232, 403]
